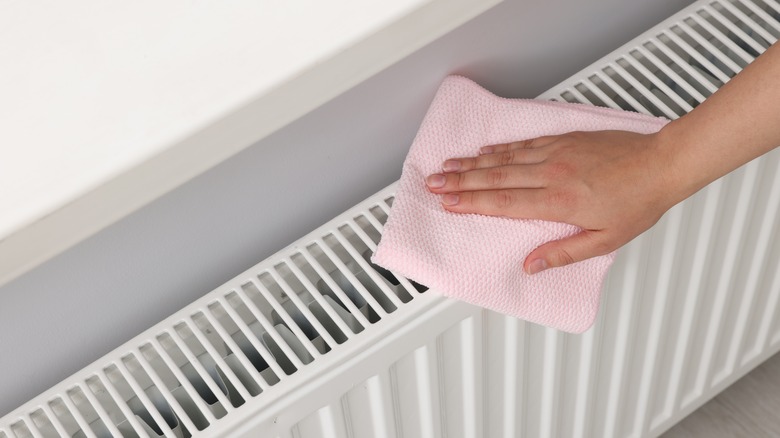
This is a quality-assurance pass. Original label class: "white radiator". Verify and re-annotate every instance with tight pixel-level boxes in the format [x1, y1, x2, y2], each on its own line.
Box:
[3, 0, 779, 436]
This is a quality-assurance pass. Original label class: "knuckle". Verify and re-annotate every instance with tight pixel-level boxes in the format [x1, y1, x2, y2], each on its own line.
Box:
[545, 190, 577, 219]
[475, 155, 490, 169]
[499, 151, 515, 166]
[512, 139, 534, 149]
[554, 133, 579, 150]
[554, 248, 577, 267]
[486, 167, 507, 187]
[455, 171, 468, 190]
[544, 162, 572, 180]
[457, 191, 473, 207]
[547, 189, 570, 205]
[493, 190, 515, 210]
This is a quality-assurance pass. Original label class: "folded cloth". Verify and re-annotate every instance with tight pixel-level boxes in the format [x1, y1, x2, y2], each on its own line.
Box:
[372, 75, 668, 333]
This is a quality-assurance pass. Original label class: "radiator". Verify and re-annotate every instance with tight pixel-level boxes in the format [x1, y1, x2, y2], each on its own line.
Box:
[3, 0, 779, 436]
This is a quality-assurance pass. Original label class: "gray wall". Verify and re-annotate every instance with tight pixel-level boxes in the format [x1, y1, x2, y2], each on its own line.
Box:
[0, 0, 691, 416]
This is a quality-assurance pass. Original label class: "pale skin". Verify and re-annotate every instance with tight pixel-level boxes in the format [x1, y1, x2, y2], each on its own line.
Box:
[426, 42, 780, 275]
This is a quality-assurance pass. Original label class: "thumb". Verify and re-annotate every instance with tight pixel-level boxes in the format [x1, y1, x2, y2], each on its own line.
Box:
[523, 231, 609, 275]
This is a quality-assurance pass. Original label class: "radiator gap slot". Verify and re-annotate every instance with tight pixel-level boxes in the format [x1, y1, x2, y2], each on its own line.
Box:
[615, 57, 683, 117]
[368, 205, 389, 225]
[319, 233, 393, 317]
[604, 64, 661, 115]
[677, 19, 746, 73]
[47, 398, 83, 437]
[168, 324, 238, 411]
[686, 12, 755, 63]
[186, 314, 255, 403]
[558, 91, 580, 104]
[333, 226, 402, 310]
[210, 296, 285, 382]
[234, 282, 311, 369]
[361, 210, 430, 296]
[71, 379, 125, 438]
[25, 408, 59, 438]
[60, 391, 100, 436]
[635, 42, 713, 105]
[701, 4, 767, 54]
[8, 421, 33, 438]
[204, 301, 279, 386]
[244, 275, 323, 358]
[572, 83, 607, 107]
[289, 252, 365, 336]
[714, 0, 777, 45]
[153, 332, 228, 420]
[195, 308, 265, 398]
[585, 75, 632, 111]
[732, 0, 780, 36]
[659, 28, 733, 83]
[596, 67, 653, 114]
[112, 358, 185, 438]
[100, 363, 172, 437]
[78, 380, 125, 437]
[128, 345, 213, 433]
[272, 260, 348, 346]
[61, 386, 103, 438]
[342, 218, 414, 302]
[298, 245, 372, 328]
[624, 51, 693, 114]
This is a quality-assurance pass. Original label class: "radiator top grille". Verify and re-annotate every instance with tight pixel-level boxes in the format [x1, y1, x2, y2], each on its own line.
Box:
[542, 0, 778, 113]
[1, 193, 429, 438]
[2, 0, 778, 436]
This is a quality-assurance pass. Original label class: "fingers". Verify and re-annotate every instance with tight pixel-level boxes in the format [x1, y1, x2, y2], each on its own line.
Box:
[523, 231, 614, 274]
[443, 148, 546, 172]
[426, 164, 545, 192]
[441, 135, 561, 172]
[479, 135, 560, 155]
[439, 188, 567, 222]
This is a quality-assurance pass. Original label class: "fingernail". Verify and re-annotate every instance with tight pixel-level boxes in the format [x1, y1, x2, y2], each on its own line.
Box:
[527, 259, 548, 275]
[442, 194, 459, 205]
[442, 160, 461, 172]
[426, 174, 446, 188]
[480, 146, 494, 155]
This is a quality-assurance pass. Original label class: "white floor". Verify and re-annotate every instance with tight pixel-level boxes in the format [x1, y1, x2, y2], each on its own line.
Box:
[663, 352, 780, 437]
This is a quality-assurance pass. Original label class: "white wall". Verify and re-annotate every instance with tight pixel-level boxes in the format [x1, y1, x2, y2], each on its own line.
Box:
[0, 0, 691, 416]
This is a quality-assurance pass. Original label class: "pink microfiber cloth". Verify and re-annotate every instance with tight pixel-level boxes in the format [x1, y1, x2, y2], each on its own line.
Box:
[372, 75, 668, 333]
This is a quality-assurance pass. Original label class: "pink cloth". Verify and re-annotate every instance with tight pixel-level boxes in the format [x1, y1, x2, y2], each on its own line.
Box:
[372, 76, 668, 333]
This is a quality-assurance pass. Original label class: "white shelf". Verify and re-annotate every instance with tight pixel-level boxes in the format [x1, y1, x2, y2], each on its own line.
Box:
[0, 0, 501, 288]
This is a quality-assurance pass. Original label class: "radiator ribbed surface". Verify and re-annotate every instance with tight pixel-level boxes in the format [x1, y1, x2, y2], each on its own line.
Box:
[2, 0, 779, 436]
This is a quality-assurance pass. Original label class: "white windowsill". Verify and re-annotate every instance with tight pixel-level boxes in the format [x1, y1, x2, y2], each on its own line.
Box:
[0, 0, 501, 288]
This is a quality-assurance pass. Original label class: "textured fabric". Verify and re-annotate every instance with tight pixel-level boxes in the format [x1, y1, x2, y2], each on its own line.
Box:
[372, 75, 668, 333]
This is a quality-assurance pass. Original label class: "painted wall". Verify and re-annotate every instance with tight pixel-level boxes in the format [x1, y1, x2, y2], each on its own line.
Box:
[0, 0, 691, 416]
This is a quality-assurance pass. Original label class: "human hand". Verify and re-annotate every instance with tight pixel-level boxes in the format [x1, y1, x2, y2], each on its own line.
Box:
[426, 43, 780, 274]
[425, 130, 684, 274]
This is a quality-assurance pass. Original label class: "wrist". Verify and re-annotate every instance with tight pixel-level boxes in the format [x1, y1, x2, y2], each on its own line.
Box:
[649, 120, 708, 209]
